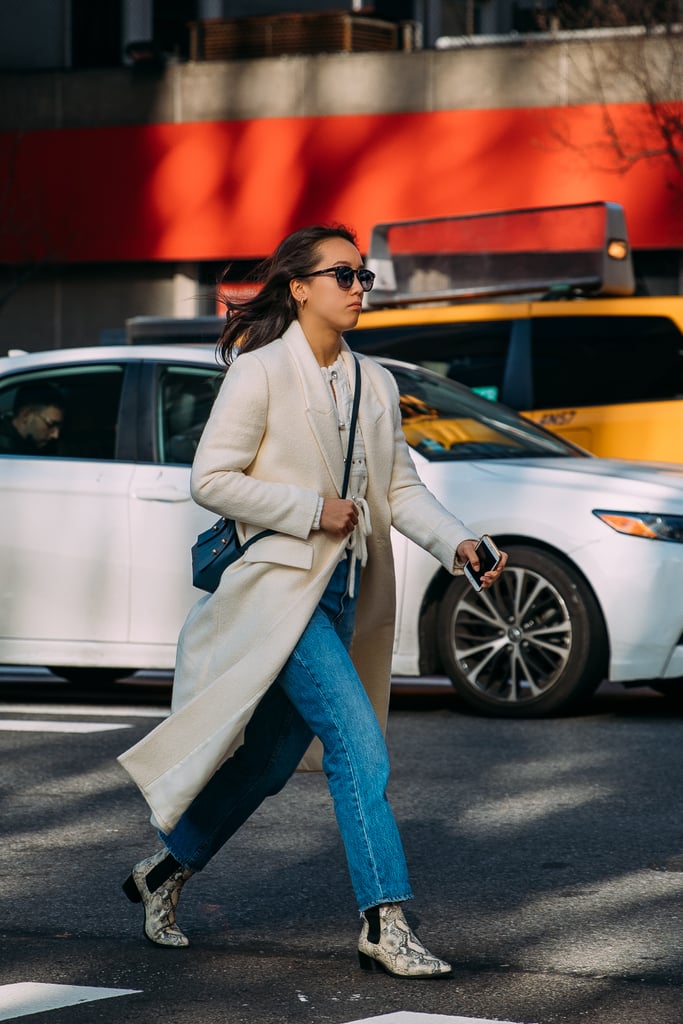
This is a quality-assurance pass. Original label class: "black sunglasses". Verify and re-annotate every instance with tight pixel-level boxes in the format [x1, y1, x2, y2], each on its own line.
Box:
[298, 265, 376, 292]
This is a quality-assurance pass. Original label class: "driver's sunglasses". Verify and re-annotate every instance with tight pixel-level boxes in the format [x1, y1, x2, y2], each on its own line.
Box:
[37, 413, 63, 432]
[298, 265, 376, 292]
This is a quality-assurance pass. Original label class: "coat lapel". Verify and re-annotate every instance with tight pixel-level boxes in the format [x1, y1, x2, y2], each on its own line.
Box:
[283, 321, 346, 495]
[282, 322, 388, 497]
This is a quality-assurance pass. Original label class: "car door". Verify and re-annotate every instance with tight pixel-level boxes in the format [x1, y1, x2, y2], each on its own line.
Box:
[0, 361, 134, 652]
[127, 358, 223, 646]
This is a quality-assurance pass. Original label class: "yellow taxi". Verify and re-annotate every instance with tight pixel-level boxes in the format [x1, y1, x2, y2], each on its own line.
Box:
[348, 203, 683, 463]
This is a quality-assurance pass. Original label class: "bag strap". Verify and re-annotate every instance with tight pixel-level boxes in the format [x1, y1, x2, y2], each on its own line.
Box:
[340, 354, 361, 499]
[239, 525, 275, 553]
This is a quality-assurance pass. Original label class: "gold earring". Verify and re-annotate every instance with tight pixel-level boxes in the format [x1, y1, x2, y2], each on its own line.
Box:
[299, 297, 306, 310]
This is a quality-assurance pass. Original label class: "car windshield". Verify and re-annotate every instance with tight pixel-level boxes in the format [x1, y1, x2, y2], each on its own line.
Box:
[384, 362, 585, 462]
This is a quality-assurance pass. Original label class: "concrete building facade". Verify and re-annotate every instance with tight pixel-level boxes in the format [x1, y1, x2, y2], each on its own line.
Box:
[1, 18, 682, 352]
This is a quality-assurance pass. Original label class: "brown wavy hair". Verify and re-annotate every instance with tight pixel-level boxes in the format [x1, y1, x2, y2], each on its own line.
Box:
[216, 224, 358, 366]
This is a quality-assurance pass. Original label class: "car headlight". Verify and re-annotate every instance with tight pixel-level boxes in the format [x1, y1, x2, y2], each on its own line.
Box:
[593, 510, 683, 542]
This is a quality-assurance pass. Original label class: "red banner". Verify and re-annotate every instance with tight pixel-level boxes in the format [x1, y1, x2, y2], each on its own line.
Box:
[0, 102, 681, 264]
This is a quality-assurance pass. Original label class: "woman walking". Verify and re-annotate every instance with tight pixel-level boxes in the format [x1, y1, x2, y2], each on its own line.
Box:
[118, 224, 506, 978]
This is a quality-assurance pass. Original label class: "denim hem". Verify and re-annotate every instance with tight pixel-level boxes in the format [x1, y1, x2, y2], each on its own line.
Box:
[157, 829, 196, 873]
[357, 891, 414, 913]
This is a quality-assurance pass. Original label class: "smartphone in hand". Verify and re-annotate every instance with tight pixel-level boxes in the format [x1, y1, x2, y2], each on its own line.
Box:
[463, 535, 502, 592]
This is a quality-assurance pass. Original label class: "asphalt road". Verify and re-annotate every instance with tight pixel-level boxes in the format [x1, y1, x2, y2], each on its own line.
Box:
[1, 670, 682, 1024]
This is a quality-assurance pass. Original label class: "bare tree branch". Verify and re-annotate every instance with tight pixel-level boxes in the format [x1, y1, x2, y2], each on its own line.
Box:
[544, 4, 683, 189]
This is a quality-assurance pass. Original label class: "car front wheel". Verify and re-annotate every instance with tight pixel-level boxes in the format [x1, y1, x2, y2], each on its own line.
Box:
[437, 545, 607, 717]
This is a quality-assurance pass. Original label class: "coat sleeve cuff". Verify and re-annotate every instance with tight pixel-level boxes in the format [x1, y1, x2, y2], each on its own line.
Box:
[311, 496, 324, 531]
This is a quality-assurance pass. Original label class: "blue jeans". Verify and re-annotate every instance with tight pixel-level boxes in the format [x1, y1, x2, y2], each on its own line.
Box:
[162, 557, 413, 911]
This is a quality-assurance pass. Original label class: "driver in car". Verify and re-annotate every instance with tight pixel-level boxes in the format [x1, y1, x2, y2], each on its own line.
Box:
[0, 383, 65, 455]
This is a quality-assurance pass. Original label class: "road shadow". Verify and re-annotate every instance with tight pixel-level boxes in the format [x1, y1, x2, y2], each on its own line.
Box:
[0, 667, 173, 707]
[0, 668, 680, 720]
[388, 676, 682, 719]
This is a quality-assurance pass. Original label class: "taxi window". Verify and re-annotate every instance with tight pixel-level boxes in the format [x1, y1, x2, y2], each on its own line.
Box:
[531, 316, 683, 408]
[348, 321, 512, 400]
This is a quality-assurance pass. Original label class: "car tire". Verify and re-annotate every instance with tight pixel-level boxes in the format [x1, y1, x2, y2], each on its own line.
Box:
[48, 666, 136, 686]
[436, 545, 607, 718]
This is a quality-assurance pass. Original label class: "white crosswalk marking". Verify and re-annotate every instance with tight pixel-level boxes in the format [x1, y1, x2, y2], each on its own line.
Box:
[0, 699, 167, 734]
[0, 983, 141, 1020]
[345, 1014, 533, 1024]
[0, 703, 168, 718]
[0, 720, 130, 733]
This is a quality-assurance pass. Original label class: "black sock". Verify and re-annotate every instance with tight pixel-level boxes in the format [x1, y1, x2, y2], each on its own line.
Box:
[146, 853, 183, 893]
[364, 905, 381, 943]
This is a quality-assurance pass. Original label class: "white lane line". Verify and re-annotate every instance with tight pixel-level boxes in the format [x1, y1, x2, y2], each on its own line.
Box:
[0, 704, 169, 718]
[346, 1014, 534, 1024]
[0, 720, 130, 733]
[0, 983, 141, 1020]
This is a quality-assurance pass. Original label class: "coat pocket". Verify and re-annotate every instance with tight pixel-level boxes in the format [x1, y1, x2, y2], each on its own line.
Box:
[242, 533, 314, 569]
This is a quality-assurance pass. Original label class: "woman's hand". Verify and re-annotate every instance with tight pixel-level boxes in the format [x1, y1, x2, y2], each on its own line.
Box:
[320, 498, 359, 538]
[455, 538, 508, 589]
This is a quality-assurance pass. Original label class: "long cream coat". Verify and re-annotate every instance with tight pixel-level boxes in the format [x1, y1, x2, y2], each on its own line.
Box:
[118, 321, 475, 833]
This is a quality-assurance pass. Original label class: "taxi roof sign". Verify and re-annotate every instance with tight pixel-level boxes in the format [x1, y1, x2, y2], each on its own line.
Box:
[364, 201, 635, 307]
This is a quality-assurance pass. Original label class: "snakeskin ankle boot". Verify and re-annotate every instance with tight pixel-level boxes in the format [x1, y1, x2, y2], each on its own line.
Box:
[358, 903, 452, 978]
[122, 848, 193, 948]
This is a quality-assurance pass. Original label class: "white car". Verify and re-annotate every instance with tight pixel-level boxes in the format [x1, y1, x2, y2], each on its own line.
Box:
[1, 344, 683, 717]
